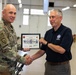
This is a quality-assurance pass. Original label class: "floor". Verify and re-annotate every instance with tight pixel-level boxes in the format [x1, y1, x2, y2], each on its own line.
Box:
[17, 42, 76, 75]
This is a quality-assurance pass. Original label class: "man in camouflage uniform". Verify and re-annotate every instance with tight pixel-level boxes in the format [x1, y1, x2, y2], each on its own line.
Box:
[0, 4, 31, 75]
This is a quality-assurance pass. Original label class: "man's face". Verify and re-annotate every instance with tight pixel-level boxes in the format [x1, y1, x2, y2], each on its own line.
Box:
[49, 11, 62, 28]
[2, 7, 16, 23]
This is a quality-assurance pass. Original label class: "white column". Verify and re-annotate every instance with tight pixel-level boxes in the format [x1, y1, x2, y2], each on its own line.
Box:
[0, 0, 2, 20]
[43, 0, 49, 14]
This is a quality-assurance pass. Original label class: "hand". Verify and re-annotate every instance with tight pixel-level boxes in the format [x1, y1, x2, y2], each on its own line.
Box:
[39, 38, 47, 45]
[24, 55, 33, 65]
[23, 48, 30, 52]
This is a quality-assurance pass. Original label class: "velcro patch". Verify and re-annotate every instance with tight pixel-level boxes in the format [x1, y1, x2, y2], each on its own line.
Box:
[0, 31, 9, 48]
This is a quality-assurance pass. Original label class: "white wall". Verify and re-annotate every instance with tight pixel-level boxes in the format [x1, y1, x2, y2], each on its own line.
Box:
[13, 6, 76, 37]
[62, 8, 76, 34]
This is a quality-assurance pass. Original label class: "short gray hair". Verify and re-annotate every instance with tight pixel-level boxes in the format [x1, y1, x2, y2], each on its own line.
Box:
[50, 9, 63, 17]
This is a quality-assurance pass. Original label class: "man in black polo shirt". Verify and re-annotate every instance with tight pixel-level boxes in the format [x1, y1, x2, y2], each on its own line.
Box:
[28, 9, 73, 75]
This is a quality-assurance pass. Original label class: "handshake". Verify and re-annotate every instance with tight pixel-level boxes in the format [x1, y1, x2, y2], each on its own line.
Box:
[24, 54, 33, 65]
[22, 48, 34, 65]
[15, 54, 33, 75]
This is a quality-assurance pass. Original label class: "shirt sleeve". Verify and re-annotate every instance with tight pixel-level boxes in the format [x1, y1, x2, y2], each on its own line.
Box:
[60, 28, 73, 51]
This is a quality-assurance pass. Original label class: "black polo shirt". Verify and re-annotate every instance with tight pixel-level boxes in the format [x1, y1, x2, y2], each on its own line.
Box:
[40, 24, 73, 62]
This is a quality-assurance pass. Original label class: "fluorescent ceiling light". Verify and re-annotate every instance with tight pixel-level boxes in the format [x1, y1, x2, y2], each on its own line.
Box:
[73, 4, 76, 7]
[62, 6, 70, 11]
[18, 0, 21, 4]
[19, 3, 22, 8]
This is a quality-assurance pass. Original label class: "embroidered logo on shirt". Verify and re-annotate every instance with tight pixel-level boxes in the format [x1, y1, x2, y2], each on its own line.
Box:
[56, 34, 61, 40]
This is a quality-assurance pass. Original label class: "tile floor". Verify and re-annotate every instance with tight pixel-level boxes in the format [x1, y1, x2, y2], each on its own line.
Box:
[18, 42, 76, 75]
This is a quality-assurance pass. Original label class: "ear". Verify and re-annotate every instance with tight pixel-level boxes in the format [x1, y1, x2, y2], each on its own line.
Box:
[2, 10, 4, 15]
[2, 9, 6, 16]
[60, 16, 62, 20]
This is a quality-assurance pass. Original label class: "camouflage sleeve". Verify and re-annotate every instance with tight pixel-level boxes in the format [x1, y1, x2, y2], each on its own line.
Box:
[0, 21, 9, 50]
[0, 32, 25, 64]
[0, 30, 9, 49]
[0, 21, 26, 64]
[17, 37, 22, 50]
[16, 55, 26, 64]
[17, 44, 21, 50]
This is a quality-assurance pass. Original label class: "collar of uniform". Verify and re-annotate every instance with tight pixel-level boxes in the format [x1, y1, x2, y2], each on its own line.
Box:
[2, 18, 14, 28]
[2, 18, 11, 26]
[52, 24, 63, 33]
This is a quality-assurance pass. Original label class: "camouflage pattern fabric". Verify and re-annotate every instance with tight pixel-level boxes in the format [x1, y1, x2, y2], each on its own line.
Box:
[0, 20, 25, 74]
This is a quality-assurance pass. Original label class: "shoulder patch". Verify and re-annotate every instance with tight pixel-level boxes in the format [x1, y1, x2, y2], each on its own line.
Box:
[0, 30, 9, 48]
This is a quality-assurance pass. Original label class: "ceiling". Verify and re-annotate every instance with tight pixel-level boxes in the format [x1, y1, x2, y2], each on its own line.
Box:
[2, 0, 76, 8]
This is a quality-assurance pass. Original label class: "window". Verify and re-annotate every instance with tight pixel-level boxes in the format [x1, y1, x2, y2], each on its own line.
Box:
[23, 8, 29, 25]
[23, 8, 29, 14]
[30, 9, 45, 15]
[23, 8, 47, 25]
[23, 15, 29, 25]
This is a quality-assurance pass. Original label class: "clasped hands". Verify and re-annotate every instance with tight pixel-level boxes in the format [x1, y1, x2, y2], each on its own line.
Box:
[24, 55, 33, 65]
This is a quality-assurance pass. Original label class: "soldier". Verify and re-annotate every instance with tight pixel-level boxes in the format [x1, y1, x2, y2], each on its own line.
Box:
[0, 4, 31, 75]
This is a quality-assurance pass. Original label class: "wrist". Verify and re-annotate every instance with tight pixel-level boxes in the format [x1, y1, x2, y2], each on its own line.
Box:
[30, 56, 34, 61]
[45, 42, 48, 46]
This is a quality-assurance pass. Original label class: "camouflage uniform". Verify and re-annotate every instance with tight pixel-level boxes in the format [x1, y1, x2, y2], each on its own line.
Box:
[0, 19, 25, 75]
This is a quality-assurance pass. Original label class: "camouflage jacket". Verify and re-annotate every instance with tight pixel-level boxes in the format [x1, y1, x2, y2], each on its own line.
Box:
[0, 19, 25, 72]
